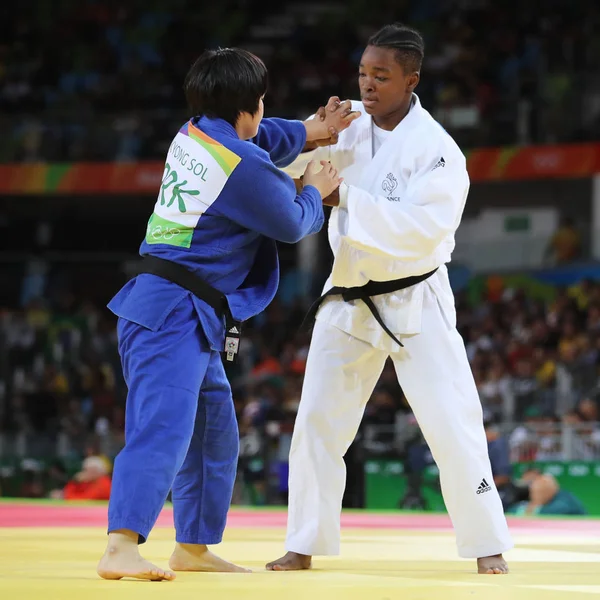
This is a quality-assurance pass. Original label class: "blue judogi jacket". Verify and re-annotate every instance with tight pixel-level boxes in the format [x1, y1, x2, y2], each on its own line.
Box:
[108, 116, 324, 350]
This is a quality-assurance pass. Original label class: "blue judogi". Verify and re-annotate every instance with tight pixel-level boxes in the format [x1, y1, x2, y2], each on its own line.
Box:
[107, 116, 323, 543]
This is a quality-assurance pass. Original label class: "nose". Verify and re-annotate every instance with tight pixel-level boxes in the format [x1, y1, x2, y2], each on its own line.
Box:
[362, 77, 375, 93]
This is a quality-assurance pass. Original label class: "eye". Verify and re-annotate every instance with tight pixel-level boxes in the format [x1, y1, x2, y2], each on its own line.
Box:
[376, 77, 388, 82]
[358, 72, 366, 78]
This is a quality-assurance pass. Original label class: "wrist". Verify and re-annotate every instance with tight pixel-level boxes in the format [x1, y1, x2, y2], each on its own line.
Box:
[303, 119, 324, 142]
[303, 142, 318, 152]
[302, 183, 323, 199]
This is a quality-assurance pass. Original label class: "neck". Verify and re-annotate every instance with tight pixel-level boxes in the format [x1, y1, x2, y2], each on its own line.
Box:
[234, 112, 253, 139]
[373, 96, 413, 131]
[235, 123, 251, 139]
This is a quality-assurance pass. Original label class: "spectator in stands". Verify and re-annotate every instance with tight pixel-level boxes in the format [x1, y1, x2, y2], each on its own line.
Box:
[483, 413, 513, 510]
[512, 358, 540, 420]
[510, 468, 586, 516]
[50, 456, 112, 501]
[478, 357, 514, 422]
[545, 216, 582, 265]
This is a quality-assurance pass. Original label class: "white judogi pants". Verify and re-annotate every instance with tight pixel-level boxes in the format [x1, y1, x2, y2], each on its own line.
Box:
[285, 288, 513, 559]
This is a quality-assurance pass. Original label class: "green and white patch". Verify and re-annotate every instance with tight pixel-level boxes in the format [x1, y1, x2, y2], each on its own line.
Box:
[145, 129, 240, 248]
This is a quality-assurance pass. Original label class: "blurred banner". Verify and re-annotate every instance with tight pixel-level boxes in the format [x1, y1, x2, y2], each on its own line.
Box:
[2, 143, 600, 195]
[465, 143, 600, 182]
[0, 162, 164, 195]
[364, 459, 600, 515]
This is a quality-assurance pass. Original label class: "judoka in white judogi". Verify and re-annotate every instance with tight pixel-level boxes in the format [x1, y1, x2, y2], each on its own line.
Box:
[268, 24, 513, 574]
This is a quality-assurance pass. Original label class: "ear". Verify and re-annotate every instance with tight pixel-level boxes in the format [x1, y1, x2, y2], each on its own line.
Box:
[407, 71, 420, 93]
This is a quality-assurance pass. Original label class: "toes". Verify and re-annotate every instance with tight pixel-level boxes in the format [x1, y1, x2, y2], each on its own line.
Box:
[159, 569, 175, 580]
[484, 566, 507, 575]
[148, 568, 175, 581]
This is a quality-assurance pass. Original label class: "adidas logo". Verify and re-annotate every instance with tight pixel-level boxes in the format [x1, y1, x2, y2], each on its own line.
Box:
[476, 478, 492, 494]
[228, 326, 239, 334]
[432, 157, 445, 170]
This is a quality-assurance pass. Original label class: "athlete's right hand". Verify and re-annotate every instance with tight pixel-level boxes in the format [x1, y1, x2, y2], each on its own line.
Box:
[302, 160, 342, 199]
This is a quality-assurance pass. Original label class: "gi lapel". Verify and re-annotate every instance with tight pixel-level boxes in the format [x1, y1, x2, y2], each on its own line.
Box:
[357, 94, 423, 193]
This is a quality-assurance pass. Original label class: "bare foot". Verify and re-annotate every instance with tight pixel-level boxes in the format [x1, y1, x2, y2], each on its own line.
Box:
[477, 554, 509, 574]
[169, 543, 251, 573]
[266, 551, 312, 571]
[97, 531, 175, 581]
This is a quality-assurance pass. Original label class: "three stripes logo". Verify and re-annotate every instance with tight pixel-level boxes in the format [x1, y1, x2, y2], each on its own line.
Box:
[432, 157, 445, 170]
[476, 478, 492, 495]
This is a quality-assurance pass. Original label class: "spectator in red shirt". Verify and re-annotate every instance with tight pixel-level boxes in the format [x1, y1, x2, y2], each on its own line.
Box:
[50, 456, 111, 501]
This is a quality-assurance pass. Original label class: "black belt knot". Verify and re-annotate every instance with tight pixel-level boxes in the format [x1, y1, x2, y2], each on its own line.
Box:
[302, 269, 438, 347]
[134, 255, 242, 362]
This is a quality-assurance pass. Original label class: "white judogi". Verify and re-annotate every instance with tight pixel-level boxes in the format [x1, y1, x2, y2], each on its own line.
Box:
[282, 95, 513, 559]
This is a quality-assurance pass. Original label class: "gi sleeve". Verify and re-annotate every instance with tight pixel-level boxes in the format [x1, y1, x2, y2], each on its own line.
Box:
[216, 149, 324, 244]
[251, 118, 308, 168]
[340, 143, 469, 261]
[276, 112, 327, 178]
[278, 145, 325, 179]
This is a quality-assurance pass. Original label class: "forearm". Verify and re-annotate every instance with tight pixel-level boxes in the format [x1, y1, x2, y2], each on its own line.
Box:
[280, 146, 321, 179]
[252, 118, 307, 167]
[302, 140, 320, 152]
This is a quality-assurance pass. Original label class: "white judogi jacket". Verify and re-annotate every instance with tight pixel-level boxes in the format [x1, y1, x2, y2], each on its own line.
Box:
[284, 95, 470, 351]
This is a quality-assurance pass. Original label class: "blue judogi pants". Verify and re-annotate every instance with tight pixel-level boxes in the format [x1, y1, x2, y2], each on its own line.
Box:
[107, 297, 239, 544]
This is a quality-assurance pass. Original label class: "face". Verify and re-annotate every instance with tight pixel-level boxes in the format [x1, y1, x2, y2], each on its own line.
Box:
[579, 398, 597, 419]
[358, 45, 419, 117]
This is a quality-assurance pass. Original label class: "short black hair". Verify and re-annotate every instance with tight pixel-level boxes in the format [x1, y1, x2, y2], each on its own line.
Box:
[183, 48, 268, 127]
[368, 23, 424, 73]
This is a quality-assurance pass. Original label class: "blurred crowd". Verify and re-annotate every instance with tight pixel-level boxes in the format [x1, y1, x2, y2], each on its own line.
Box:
[2, 0, 600, 161]
[464, 278, 600, 462]
[1, 263, 600, 501]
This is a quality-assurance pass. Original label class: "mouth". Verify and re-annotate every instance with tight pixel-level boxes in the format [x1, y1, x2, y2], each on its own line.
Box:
[361, 98, 378, 108]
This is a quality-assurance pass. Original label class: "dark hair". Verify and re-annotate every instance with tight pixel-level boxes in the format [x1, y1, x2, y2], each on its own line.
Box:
[368, 23, 424, 73]
[184, 48, 268, 126]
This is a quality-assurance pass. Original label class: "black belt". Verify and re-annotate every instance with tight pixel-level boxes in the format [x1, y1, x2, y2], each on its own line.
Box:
[302, 269, 438, 347]
[135, 255, 242, 362]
